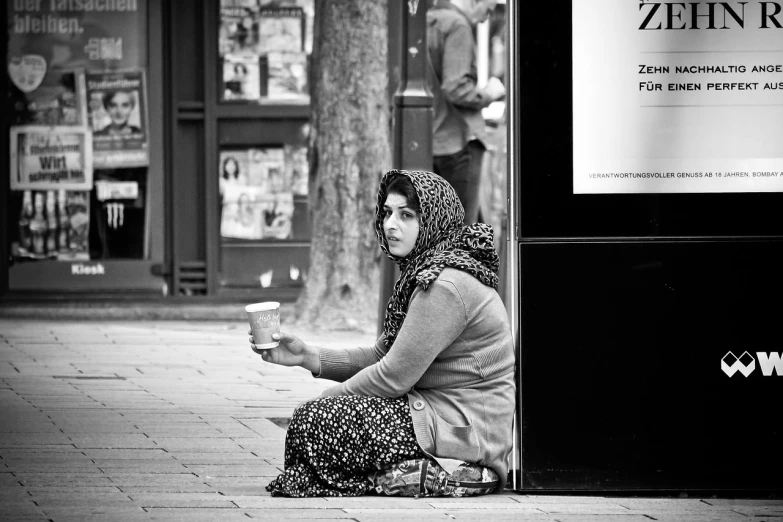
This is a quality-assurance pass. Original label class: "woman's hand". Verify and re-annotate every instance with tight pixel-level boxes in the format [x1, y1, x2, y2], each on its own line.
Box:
[248, 330, 321, 374]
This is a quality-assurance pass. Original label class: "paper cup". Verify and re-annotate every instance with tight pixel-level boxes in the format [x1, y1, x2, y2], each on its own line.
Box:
[246, 301, 280, 349]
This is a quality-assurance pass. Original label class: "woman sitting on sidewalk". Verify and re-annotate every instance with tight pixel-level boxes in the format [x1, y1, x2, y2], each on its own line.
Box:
[250, 169, 516, 497]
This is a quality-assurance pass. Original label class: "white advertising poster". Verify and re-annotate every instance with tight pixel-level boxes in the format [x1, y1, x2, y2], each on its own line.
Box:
[10, 126, 93, 191]
[573, 0, 783, 193]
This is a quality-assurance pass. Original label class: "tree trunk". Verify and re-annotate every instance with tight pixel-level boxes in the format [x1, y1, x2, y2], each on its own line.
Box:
[295, 0, 390, 332]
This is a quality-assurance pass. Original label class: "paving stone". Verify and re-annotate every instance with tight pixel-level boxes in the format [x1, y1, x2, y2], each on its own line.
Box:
[70, 434, 159, 449]
[142, 508, 259, 521]
[243, 509, 356, 519]
[167, 451, 261, 464]
[16, 474, 114, 487]
[118, 483, 216, 494]
[97, 462, 190, 473]
[5, 462, 103, 473]
[39, 506, 150, 520]
[184, 464, 280, 478]
[148, 438, 245, 452]
[105, 474, 203, 487]
[81, 449, 173, 460]
[125, 492, 237, 508]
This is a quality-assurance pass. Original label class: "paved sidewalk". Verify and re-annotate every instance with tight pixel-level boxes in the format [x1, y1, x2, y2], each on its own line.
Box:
[1, 319, 781, 521]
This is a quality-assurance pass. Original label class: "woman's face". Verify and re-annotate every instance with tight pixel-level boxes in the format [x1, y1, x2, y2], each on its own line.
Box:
[224, 158, 238, 176]
[106, 91, 133, 127]
[383, 192, 420, 258]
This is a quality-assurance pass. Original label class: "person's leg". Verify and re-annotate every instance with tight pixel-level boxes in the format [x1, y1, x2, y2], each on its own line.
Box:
[432, 140, 485, 224]
[266, 396, 423, 497]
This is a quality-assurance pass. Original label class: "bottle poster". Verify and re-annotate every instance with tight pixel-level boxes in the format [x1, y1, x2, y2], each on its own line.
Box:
[10, 126, 93, 191]
[573, 0, 783, 193]
[15, 189, 89, 261]
[86, 70, 149, 168]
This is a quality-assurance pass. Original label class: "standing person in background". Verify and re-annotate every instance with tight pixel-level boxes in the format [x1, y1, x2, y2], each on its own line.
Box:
[427, 0, 505, 224]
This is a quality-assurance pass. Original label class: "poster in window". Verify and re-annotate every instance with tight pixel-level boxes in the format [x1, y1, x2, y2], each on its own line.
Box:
[267, 51, 308, 102]
[222, 54, 262, 101]
[86, 70, 149, 168]
[258, 7, 303, 54]
[572, 0, 783, 193]
[10, 126, 93, 191]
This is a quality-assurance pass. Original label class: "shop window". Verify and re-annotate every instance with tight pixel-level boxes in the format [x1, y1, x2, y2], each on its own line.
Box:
[218, 0, 313, 104]
[7, 0, 150, 262]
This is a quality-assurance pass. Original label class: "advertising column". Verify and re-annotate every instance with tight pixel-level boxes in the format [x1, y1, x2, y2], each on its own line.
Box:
[573, 0, 783, 194]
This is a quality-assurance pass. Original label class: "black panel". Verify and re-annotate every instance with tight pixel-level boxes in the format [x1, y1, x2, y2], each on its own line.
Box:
[173, 122, 205, 261]
[174, 0, 204, 103]
[219, 120, 308, 147]
[518, 2, 783, 239]
[519, 241, 783, 491]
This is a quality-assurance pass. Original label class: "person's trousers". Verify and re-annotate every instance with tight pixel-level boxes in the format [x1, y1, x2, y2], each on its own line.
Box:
[432, 140, 486, 224]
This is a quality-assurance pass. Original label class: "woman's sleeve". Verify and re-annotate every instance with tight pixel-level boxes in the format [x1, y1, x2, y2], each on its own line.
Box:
[320, 280, 467, 397]
[314, 334, 387, 383]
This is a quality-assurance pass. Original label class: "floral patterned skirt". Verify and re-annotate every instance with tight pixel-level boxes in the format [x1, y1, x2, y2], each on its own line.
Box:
[265, 395, 500, 498]
[266, 395, 424, 497]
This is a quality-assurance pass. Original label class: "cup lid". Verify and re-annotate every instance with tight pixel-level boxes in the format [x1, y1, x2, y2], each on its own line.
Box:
[245, 301, 280, 313]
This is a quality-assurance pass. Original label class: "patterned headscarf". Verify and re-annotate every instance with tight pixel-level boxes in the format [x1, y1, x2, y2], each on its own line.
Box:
[376, 169, 499, 349]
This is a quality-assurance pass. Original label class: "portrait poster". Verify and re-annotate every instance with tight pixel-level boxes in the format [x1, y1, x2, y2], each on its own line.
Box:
[222, 54, 262, 101]
[284, 144, 308, 195]
[267, 51, 308, 102]
[219, 149, 250, 196]
[86, 70, 149, 168]
[258, 7, 304, 55]
[573, 0, 783, 193]
[10, 126, 93, 191]
[248, 147, 287, 192]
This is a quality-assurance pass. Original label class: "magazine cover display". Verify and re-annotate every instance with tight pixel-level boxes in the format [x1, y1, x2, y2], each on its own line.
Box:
[86, 70, 149, 168]
[223, 54, 262, 101]
[220, 146, 295, 240]
[219, 5, 261, 57]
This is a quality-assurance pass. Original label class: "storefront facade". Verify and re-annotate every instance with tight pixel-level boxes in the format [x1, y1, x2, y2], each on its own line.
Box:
[2, 0, 314, 299]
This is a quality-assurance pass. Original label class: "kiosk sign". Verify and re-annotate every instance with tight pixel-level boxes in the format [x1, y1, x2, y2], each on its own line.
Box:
[573, 0, 783, 193]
